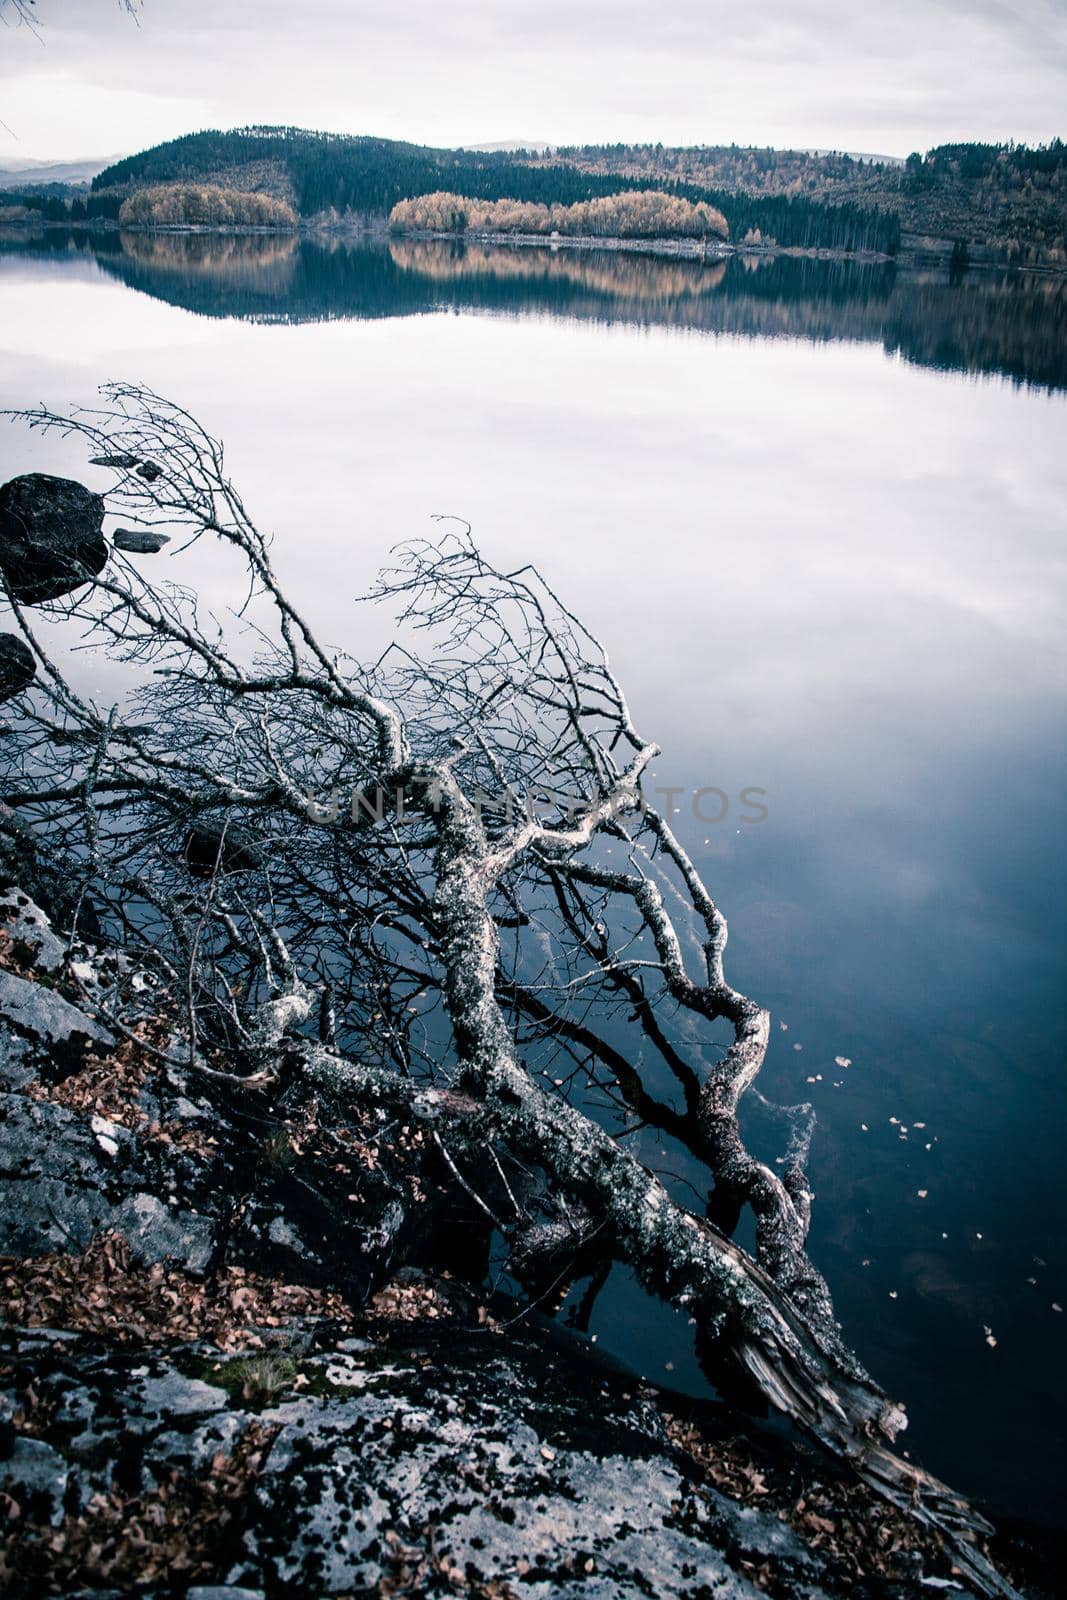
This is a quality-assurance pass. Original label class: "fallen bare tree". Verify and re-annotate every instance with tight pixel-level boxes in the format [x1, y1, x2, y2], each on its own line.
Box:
[0, 384, 1020, 1598]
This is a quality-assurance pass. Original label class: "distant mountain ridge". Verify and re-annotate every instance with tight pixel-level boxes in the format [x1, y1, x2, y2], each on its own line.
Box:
[0, 154, 125, 188]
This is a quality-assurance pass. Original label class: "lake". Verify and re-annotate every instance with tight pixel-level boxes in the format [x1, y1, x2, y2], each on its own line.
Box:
[1, 228, 1065, 1530]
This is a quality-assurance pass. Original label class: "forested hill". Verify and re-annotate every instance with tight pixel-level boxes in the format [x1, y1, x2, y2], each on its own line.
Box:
[91, 126, 901, 255]
[91, 128, 1067, 262]
[545, 140, 1067, 265]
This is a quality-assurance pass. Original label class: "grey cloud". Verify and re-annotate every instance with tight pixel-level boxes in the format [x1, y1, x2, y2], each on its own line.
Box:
[2, 0, 1063, 159]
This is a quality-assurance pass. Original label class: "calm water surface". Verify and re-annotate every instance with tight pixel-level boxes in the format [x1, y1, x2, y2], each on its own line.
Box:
[1, 231, 1065, 1527]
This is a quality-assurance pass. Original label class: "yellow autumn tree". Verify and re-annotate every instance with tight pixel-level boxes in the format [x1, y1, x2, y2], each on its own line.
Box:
[119, 185, 298, 231]
[389, 190, 729, 241]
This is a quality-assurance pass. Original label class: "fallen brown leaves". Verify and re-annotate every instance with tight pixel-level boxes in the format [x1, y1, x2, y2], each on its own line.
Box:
[1, 1372, 55, 1442]
[27, 1017, 153, 1116]
[0, 1233, 355, 1350]
[0, 924, 38, 981]
[663, 1415, 774, 1504]
[23, 1022, 221, 1159]
[27, 1045, 147, 1131]
[0, 922, 194, 1148]
[378, 1525, 519, 1599]
[0, 1419, 276, 1597]
[366, 1278, 453, 1323]
[663, 1411, 954, 1590]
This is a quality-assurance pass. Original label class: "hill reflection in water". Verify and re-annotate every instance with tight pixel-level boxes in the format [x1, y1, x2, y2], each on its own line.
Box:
[5, 227, 1066, 391]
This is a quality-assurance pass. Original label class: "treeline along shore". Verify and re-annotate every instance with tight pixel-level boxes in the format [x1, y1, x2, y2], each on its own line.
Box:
[2, 126, 1064, 266]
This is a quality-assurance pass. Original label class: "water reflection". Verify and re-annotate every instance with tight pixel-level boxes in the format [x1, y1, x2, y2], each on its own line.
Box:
[0, 224, 1064, 1532]
[3, 226, 1065, 390]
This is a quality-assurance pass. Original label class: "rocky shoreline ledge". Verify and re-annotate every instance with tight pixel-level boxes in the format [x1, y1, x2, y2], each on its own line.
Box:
[0, 837, 1051, 1599]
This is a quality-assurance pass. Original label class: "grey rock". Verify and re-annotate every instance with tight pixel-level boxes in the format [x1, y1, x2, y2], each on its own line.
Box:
[0, 632, 35, 702]
[0, 967, 110, 1050]
[152, 1411, 249, 1474]
[112, 1191, 216, 1275]
[266, 1215, 306, 1253]
[0, 1436, 69, 1526]
[0, 1095, 217, 1273]
[0, 1093, 129, 1254]
[0, 1026, 36, 1088]
[129, 1371, 230, 1419]
[185, 1590, 265, 1600]
[0, 829, 103, 941]
[0, 891, 235, 1278]
[0, 887, 401, 1302]
[184, 824, 264, 878]
[0, 1329, 843, 1599]
[0, 888, 67, 971]
[111, 527, 171, 554]
[172, 1094, 211, 1121]
[0, 472, 107, 603]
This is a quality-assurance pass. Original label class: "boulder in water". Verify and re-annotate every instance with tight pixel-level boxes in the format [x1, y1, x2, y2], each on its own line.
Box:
[112, 528, 171, 554]
[185, 824, 264, 877]
[0, 633, 35, 703]
[0, 473, 108, 603]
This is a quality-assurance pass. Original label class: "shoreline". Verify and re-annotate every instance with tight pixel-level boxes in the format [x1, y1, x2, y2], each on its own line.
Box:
[0, 216, 908, 266]
[3, 215, 1065, 274]
[115, 221, 299, 237]
[389, 225, 893, 264]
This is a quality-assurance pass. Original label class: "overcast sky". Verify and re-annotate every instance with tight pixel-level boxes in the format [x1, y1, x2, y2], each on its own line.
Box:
[1, 0, 1065, 163]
